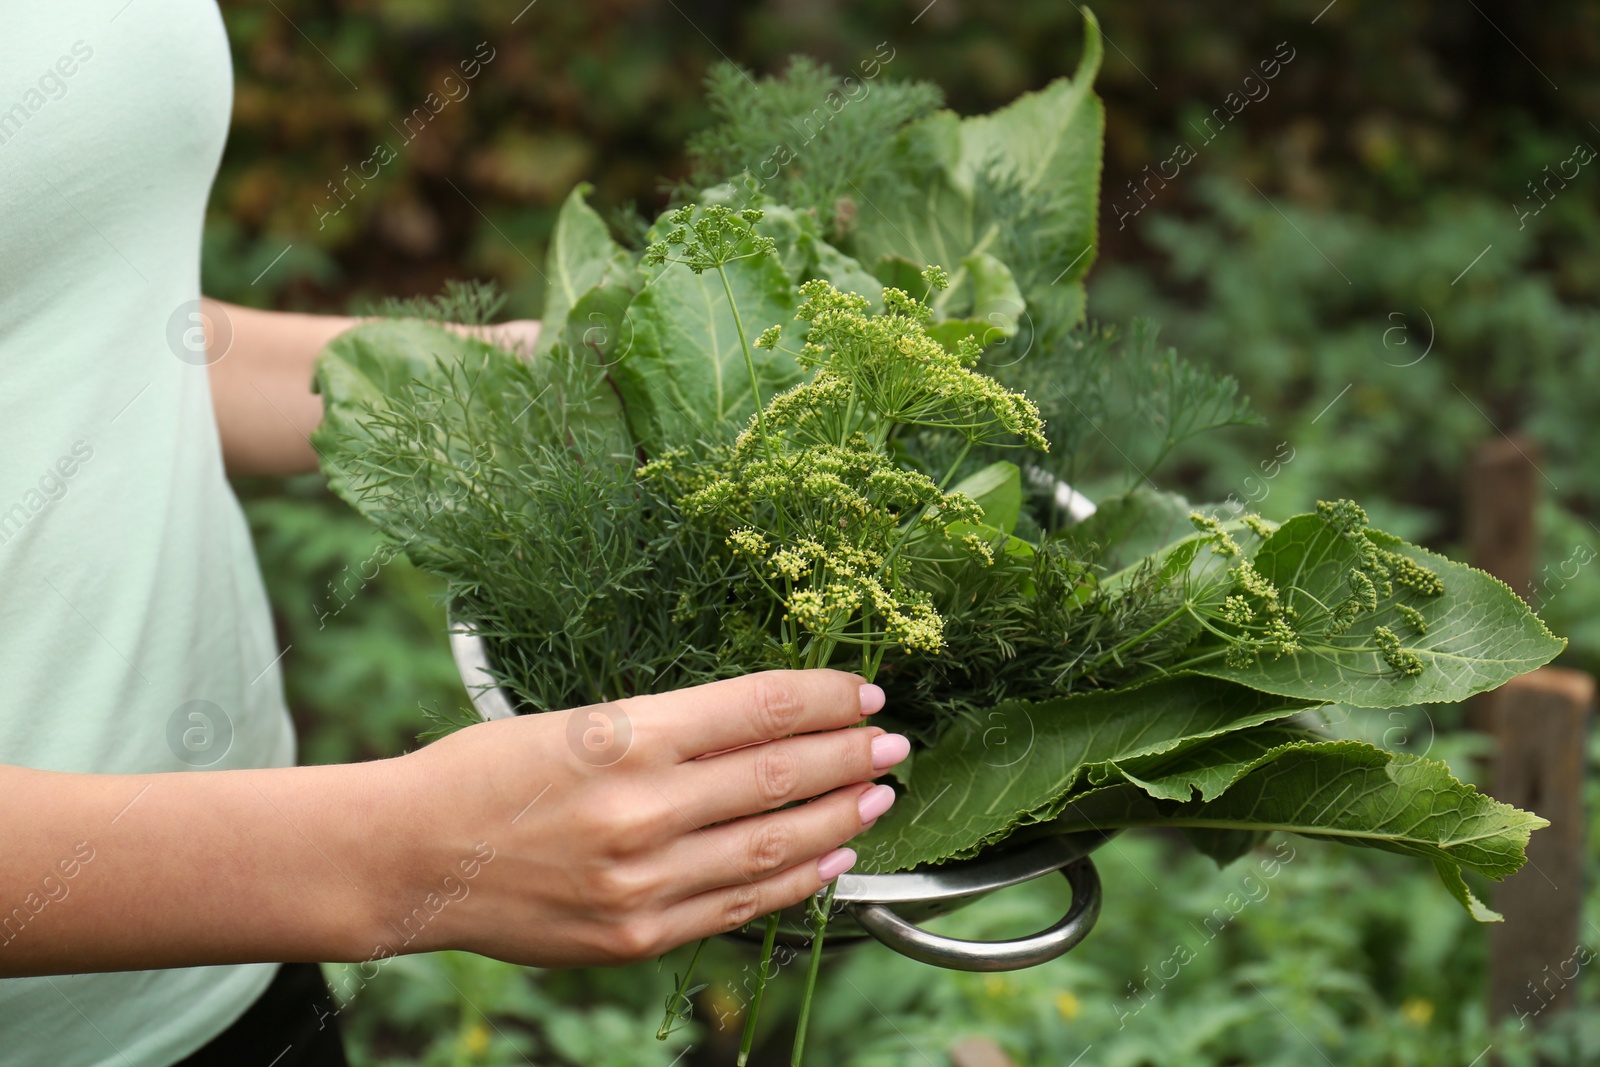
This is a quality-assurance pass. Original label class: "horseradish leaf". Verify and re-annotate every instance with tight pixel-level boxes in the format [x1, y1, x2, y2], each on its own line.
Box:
[849, 9, 1103, 332]
[1195, 516, 1564, 706]
[614, 211, 801, 447]
[536, 183, 632, 356]
[1108, 721, 1332, 802]
[1054, 739, 1546, 921]
[853, 677, 1317, 874]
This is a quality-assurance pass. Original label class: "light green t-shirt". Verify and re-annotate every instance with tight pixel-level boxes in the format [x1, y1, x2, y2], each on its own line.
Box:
[1, 2, 297, 1062]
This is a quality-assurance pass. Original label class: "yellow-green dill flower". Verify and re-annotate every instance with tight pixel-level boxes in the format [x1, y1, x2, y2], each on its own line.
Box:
[1396, 603, 1428, 635]
[1316, 498, 1370, 536]
[728, 527, 769, 559]
[1221, 594, 1255, 626]
[1383, 551, 1445, 597]
[1233, 560, 1282, 615]
[961, 531, 996, 565]
[1264, 617, 1302, 658]
[1348, 569, 1379, 613]
[1241, 514, 1274, 539]
[1189, 513, 1240, 557]
[1374, 624, 1425, 676]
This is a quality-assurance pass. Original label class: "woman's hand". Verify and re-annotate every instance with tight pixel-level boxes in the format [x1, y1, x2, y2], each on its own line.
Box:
[0, 668, 902, 977]
[203, 301, 542, 478]
[389, 669, 905, 967]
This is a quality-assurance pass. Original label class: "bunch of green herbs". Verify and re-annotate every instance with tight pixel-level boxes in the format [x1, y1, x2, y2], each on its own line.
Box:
[310, 13, 1563, 1063]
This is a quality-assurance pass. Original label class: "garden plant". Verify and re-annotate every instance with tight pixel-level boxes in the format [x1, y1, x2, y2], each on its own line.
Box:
[308, 14, 1564, 1064]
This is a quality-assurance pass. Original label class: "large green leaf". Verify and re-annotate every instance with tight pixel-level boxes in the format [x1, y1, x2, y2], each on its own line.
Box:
[1196, 516, 1565, 707]
[1104, 721, 1332, 802]
[536, 183, 631, 357]
[848, 9, 1103, 333]
[949, 460, 1022, 534]
[1054, 739, 1548, 921]
[853, 677, 1318, 874]
[613, 213, 802, 448]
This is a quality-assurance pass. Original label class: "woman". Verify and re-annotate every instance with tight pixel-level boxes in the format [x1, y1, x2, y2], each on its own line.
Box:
[0, 3, 906, 1063]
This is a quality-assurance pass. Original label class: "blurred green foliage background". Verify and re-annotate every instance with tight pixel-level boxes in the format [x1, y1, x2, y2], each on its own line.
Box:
[210, 0, 1600, 1062]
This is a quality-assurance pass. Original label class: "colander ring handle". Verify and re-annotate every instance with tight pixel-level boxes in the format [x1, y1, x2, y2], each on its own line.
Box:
[846, 856, 1101, 972]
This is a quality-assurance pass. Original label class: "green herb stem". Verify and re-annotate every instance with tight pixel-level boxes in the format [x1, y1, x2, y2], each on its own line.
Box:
[655, 937, 707, 1040]
[738, 913, 781, 1066]
[1076, 601, 1192, 678]
[790, 884, 836, 1067]
[718, 263, 771, 451]
[937, 438, 974, 493]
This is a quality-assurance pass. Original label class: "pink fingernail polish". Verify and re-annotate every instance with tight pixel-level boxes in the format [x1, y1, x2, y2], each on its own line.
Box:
[870, 733, 910, 770]
[818, 847, 856, 882]
[857, 784, 895, 823]
[858, 683, 886, 716]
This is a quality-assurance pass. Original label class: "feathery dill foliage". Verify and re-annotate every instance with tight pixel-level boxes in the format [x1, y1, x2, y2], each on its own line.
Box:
[358, 279, 507, 328]
[982, 318, 1259, 505]
[325, 349, 743, 712]
[454, 454, 747, 712]
[687, 56, 943, 241]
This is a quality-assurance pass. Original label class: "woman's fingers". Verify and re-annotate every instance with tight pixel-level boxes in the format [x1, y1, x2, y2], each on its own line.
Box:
[664, 845, 861, 945]
[668, 725, 907, 827]
[618, 670, 884, 763]
[658, 782, 896, 899]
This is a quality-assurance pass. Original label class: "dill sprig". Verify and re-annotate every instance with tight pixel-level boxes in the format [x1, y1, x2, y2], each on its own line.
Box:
[686, 56, 944, 241]
[644, 265, 1048, 680]
[357, 279, 506, 329]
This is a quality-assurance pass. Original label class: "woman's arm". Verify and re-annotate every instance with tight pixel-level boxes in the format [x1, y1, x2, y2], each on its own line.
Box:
[201, 299, 539, 477]
[203, 299, 352, 477]
[0, 670, 904, 976]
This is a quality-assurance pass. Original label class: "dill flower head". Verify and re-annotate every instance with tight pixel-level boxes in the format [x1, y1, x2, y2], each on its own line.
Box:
[1396, 603, 1428, 636]
[1316, 498, 1369, 536]
[643, 202, 776, 274]
[790, 278, 1049, 451]
[1374, 624, 1425, 676]
[680, 436, 988, 655]
[648, 267, 1056, 662]
[1214, 502, 1444, 672]
[1312, 498, 1444, 641]
[1190, 513, 1240, 557]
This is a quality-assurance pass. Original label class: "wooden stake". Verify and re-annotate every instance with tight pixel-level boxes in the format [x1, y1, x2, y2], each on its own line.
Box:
[1464, 433, 1543, 602]
[1462, 435, 1594, 1036]
[1482, 668, 1594, 1030]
